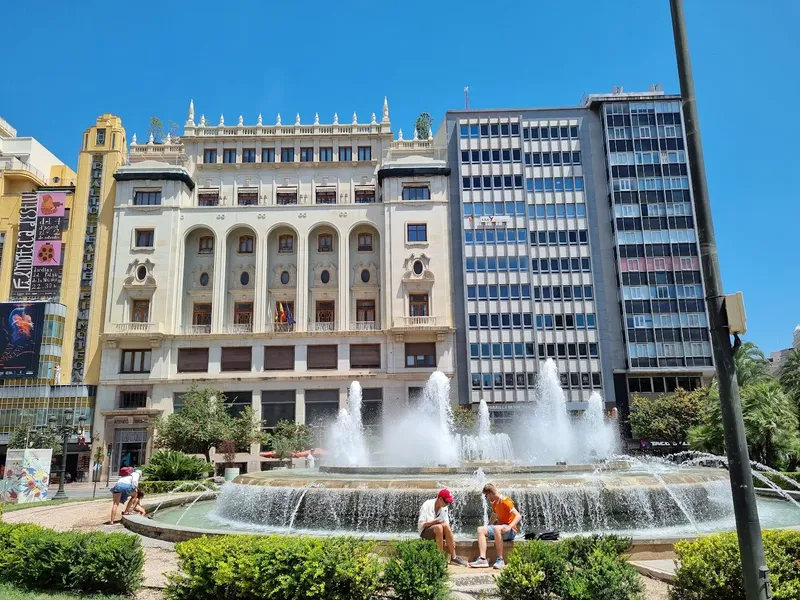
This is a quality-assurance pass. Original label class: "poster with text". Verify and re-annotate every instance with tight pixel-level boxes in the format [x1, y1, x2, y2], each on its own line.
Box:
[0, 302, 45, 378]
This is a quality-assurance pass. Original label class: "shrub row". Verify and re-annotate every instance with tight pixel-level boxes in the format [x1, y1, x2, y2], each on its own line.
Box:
[760, 471, 800, 491]
[138, 479, 218, 495]
[0, 522, 144, 595]
[672, 529, 800, 600]
[497, 534, 642, 600]
[166, 535, 448, 600]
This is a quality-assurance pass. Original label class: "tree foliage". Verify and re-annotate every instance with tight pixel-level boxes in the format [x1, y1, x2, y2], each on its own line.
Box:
[141, 450, 212, 481]
[733, 340, 772, 388]
[779, 348, 800, 409]
[7, 419, 62, 455]
[628, 388, 708, 448]
[415, 112, 433, 140]
[153, 387, 262, 462]
[689, 381, 800, 469]
[263, 420, 310, 460]
[451, 405, 477, 434]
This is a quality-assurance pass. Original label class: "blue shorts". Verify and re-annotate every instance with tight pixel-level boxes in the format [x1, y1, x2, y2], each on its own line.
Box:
[111, 483, 134, 503]
[487, 526, 516, 542]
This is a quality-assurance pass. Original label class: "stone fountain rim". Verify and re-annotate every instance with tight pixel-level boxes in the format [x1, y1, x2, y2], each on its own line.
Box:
[319, 462, 634, 475]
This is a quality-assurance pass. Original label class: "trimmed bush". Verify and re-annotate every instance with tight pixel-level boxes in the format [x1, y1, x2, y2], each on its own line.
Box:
[138, 479, 217, 495]
[0, 522, 143, 595]
[497, 535, 642, 600]
[672, 530, 800, 600]
[383, 539, 448, 600]
[166, 535, 383, 600]
[143, 450, 213, 481]
[760, 471, 800, 491]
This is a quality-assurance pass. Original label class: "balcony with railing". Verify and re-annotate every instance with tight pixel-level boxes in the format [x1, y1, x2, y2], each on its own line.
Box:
[394, 316, 439, 329]
[266, 322, 295, 333]
[108, 322, 164, 335]
[224, 323, 253, 334]
[310, 321, 337, 332]
[353, 321, 377, 331]
[180, 324, 211, 335]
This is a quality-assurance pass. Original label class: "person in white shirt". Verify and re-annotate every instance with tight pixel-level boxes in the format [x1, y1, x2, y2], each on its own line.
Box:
[305, 453, 316, 468]
[417, 488, 467, 566]
[109, 468, 142, 524]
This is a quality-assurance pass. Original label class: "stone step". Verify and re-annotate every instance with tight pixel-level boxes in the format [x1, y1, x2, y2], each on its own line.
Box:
[450, 573, 500, 586]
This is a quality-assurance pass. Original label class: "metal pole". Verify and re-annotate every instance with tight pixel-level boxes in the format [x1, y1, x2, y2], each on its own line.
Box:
[53, 432, 69, 500]
[668, 1, 770, 598]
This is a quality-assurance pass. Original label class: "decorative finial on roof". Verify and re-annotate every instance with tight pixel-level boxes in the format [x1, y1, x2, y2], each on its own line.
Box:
[238, 115, 243, 126]
[276, 113, 282, 125]
[257, 113, 262, 125]
[200, 114, 206, 126]
[314, 112, 319, 125]
[188, 99, 194, 121]
[428, 126, 433, 140]
[166, 132, 171, 143]
[382, 96, 390, 122]
[131, 133, 137, 145]
[219, 114, 224, 126]
[371, 112, 377, 125]
[413, 128, 419, 141]
[148, 132, 154, 144]
[333, 112, 339, 125]
[295, 113, 301, 125]
[398, 129, 403, 141]
[352, 112, 358, 125]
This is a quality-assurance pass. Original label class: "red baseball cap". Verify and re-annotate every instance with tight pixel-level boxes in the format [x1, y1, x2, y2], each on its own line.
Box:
[438, 488, 454, 503]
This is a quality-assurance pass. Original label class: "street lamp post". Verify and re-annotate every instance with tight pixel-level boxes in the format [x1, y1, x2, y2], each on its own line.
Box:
[668, 1, 771, 598]
[48, 408, 87, 501]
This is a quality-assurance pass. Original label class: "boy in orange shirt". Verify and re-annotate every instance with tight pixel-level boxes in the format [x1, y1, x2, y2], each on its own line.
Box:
[469, 483, 521, 569]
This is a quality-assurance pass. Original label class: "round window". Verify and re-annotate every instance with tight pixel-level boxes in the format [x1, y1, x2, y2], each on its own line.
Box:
[280, 271, 290, 285]
[200, 272, 209, 286]
[360, 269, 370, 283]
[136, 265, 148, 281]
[321, 270, 330, 284]
[240, 271, 250, 285]
[413, 260, 424, 276]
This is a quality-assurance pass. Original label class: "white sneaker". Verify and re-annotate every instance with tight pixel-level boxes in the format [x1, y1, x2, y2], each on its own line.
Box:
[493, 557, 505, 569]
[469, 557, 489, 568]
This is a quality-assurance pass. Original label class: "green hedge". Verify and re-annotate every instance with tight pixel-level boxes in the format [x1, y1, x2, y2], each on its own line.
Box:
[0, 522, 143, 595]
[672, 530, 800, 600]
[383, 539, 448, 600]
[138, 480, 218, 495]
[166, 535, 384, 600]
[497, 534, 642, 600]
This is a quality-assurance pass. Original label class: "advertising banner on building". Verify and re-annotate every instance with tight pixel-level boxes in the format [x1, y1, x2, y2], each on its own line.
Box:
[11, 191, 66, 299]
[0, 449, 53, 504]
[0, 302, 45, 378]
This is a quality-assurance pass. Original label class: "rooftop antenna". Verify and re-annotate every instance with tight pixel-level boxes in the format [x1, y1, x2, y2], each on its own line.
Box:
[464, 86, 470, 110]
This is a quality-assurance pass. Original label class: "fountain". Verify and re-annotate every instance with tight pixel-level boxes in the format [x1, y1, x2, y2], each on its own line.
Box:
[141, 360, 800, 541]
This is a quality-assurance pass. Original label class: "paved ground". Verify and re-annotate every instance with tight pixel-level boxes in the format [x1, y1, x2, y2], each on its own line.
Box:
[3, 497, 673, 600]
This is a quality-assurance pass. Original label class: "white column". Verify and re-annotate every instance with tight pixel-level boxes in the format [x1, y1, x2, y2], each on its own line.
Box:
[212, 233, 226, 333]
[296, 231, 307, 331]
[338, 232, 349, 331]
[253, 233, 267, 332]
[295, 389, 306, 425]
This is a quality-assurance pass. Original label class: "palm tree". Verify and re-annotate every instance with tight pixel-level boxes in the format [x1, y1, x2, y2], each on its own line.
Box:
[779, 348, 800, 409]
[733, 341, 773, 388]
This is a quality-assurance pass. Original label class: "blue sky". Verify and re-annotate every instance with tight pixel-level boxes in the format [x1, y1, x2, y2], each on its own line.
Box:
[2, 1, 797, 353]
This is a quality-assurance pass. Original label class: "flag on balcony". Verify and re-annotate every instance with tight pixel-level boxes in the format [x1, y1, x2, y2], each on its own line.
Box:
[277, 302, 286, 323]
[286, 303, 295, 325]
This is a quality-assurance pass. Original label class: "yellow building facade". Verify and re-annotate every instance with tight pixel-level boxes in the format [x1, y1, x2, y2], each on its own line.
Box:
[0, 115, 125, 480]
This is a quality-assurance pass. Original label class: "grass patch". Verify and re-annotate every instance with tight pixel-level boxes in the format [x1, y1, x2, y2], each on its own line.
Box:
[0, 583, 126, 599]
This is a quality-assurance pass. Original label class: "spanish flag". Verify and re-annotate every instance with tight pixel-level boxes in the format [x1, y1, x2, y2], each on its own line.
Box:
[278, 302, 286, 323]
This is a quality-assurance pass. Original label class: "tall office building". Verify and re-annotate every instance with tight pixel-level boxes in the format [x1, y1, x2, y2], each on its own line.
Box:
[96, 101, 456, 475]
[0, 114, 126, 476]
[444, 87, 713, 428]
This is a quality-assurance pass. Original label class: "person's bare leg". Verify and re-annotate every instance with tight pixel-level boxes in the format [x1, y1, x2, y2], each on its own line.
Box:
[110, 494, 121, 523]
[443, 524, 457, 559]
[477, 526, 488, 558]
[493, 526, 505, 559]
[432, 524, 444, 553]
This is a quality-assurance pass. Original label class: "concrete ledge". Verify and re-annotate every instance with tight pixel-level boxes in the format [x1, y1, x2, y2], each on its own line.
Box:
[756, 487, 800, 501]
[629, 559, 677, 584]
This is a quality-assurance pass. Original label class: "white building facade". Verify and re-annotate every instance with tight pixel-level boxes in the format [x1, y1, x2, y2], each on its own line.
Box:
[96, 100, 456, 474]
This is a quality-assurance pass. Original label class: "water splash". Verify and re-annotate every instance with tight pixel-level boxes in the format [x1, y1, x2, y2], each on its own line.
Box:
[457, 400, 515, 462]
[582, 392, 621, 459]
[328, 382, 369, 467]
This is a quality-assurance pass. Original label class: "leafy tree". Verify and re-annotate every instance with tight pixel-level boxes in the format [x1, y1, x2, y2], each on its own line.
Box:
[415, 112, 433, 140]
[147, 116, 164, 142]
[7, 419, 62, 455]
[733, 340, 772, 388]
[153, 387, 262, 462]
[779, 348, 800, 409]
[452, 405, 477, 434]
[263, 420, 310, 464]
[628, 388, 708, 449]
[689, 381, 800, 468]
